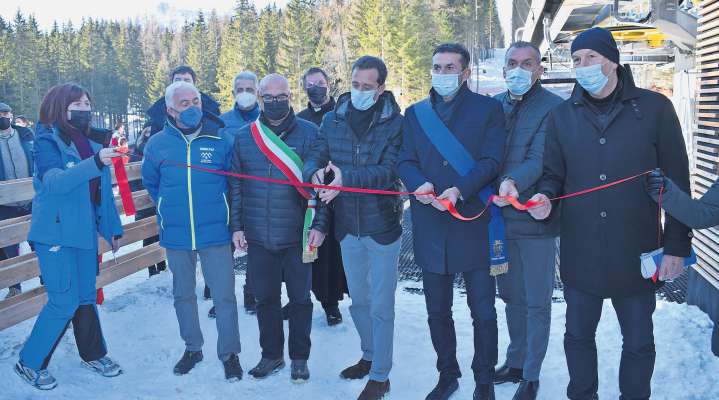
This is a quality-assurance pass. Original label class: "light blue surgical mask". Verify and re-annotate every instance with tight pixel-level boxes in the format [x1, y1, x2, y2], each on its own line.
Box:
[173, 106, 203, 129]
[431, 73, 461, 97]
[351, 88, 377, 111]
[574, 64, 609, 95]
[505, 67, 534, 96]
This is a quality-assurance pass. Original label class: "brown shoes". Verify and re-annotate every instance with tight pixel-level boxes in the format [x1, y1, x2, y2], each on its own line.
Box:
[340, 358, 372, 380]
[358, 379, 390, 400]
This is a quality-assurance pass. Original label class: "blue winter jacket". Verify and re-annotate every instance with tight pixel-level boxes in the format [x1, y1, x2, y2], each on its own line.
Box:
[220, 103, 260, 132]
[141, 113, 233, 250]
[28, 124, 123, 250]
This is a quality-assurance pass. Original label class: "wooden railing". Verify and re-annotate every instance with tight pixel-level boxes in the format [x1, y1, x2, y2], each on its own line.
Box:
[0, 161, 165, 331]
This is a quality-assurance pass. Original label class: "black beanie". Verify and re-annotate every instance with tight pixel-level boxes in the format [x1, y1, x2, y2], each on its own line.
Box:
[571, 27, 620, 64]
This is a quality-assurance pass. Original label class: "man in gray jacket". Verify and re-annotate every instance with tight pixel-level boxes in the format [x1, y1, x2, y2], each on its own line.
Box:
[491, 42, 563, 400]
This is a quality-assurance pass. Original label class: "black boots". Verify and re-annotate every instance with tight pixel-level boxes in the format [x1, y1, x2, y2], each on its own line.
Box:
[512, 380, 539, 400]
[425, 376, 459, 400]
[494, 364, 523, 384]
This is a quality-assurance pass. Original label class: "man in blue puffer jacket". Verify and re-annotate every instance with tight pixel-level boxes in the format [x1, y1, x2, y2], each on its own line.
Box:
[141, 81, 243, 381]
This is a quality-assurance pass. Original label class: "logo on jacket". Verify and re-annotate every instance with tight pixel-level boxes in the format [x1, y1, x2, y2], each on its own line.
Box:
[66, 161, 75, 168]
[199, 147, 215, 164]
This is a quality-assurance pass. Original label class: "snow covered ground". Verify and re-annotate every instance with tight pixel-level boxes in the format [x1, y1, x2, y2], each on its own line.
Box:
[1, 267, 718, 400]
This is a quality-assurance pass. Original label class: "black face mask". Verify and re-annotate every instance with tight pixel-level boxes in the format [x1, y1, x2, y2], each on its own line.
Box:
[307, 86, 328, 106]
[68, 110, 92, 131]
[0, 117, 11, 130]
[263, 100, 291, 121]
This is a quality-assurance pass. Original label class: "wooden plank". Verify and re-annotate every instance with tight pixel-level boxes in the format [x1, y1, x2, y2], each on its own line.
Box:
[111, 162, 142, 184]
[701, 1, 719, 17]
[0, 178, 33, 204]
[0, 191, 155, 249]
[698, 120, 719, 128]
[0, 217, 158, 290]
[698, 45, 719, 56]
[700, 70, 719, 78]
[700, 7, 719, 24]
[698, 103, 719, 110]
[698, 25, 719, 40]
[0, 243, 166, 331]
[699, 112, 719, 118]
[699, 52, 719, 63]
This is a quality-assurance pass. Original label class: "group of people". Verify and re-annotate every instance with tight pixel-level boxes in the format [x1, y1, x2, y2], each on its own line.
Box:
[8, 26, 717, 400]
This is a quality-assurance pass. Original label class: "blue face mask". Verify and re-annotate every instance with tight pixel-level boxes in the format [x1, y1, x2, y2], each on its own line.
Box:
[505, 67, 534, 96]
[351, 88, 377, 111]
[574, 64, 609, 95]
[431, 73, 460, 97]
[173, 106, 203, 129]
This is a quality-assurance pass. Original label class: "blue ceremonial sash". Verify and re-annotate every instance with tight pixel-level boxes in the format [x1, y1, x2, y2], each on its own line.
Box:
[414, 98, 508, 275]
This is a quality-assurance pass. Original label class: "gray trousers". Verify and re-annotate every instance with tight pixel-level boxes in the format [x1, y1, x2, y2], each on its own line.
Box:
[166, 244, 241, 361]
[340, 235, 401, 382]
[496, 237, 556, 381]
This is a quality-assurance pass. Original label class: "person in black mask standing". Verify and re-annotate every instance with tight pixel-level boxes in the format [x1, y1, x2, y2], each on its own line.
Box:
[15, 84, 124, 390]
[230, 73, 319, 382]
[296, 67, 348, 326]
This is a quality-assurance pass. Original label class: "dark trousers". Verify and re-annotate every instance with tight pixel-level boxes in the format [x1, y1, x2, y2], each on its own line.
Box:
[1, 244, 21, 291]
[248, 244, 312, 360]
[423, 268, 498, 384]
[564, 286, 656, 400]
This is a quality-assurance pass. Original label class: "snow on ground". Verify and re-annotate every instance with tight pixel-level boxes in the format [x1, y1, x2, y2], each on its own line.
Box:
[1, 267, 718, 400]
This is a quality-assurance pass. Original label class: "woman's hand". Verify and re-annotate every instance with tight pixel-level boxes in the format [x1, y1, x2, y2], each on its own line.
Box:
[98, 148, 123, 166]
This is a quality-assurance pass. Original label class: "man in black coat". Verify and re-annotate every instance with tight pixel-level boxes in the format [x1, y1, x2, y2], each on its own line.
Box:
[296, 66, 347, 326]
[528, 28, 692, 400]
[230, 73, 318, 382]
[303, 56, 403, 400]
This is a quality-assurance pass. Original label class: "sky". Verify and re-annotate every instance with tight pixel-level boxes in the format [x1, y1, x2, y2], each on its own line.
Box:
[0, 0, 288, 30]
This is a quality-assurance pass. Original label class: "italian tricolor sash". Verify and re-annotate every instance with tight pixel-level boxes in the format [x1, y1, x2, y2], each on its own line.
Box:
[249, 120, 318, 263]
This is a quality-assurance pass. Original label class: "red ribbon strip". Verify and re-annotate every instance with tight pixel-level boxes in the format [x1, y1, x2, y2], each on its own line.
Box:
[112, 146, 136, 216]
[117, 152, 652, 222]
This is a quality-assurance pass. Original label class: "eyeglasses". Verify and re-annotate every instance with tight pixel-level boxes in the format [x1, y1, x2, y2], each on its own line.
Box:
[261, 94, 290, 103]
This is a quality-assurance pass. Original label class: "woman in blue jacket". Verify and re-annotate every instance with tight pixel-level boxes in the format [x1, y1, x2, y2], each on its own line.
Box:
[14, 84, 124, 390]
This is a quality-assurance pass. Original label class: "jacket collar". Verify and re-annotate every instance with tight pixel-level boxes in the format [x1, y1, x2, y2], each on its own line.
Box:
[334, 91, 400, 123]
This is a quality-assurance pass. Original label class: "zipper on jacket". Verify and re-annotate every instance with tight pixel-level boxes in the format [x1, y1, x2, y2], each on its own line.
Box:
[222, 193, 230, 226]
[157, 197, 165, 231]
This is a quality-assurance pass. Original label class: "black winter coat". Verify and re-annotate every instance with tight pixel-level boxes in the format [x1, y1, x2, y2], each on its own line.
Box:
[230, 112, 319, 250]
[537, 67, 692, 298]
[303, 91, 403, 240]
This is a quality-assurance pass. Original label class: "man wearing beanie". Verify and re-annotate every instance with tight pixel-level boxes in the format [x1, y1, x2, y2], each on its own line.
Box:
[527, 27, 692, 400]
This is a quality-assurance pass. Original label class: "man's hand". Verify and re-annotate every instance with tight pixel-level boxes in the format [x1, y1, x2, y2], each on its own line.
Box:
[437, 187, 461, 207]
[311, 167, 325, 185]
[493, 179, 519, 207]
[414, 182, 435, 205]
[232, 231, 248, 251]
[658, 255, 684, 281]
[308, 229, 326, 249]
[319, 161, 342, 203]
[98, 148, 123, 166]
[527, 193, 551, 220]
[645, 168, 666, 202]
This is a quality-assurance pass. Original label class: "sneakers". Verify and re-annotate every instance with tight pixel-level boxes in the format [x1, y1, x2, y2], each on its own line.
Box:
[290, 359, 310, 383]
[174, 350, 203, 375]
[340, 358, 372, 380]
[223, 353, 243, 382]
[425, 376, 459, 400]
[82, 356, 123, 377]
[14, 361, 57, 390]
[494, 364, 523, 385]
[325, 306, 343, 326]
[358, 379, 391, 400]
[208, 306, 216, 319]
[248, 357, 285, 379]
[5, 286, 21, 299]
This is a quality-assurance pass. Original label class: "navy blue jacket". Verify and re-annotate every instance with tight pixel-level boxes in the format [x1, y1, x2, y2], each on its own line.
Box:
[142, 113, 233, 251]
[230, 113, 318, 251]
[398, 84, 506, 274]
[28, 124, 123, 249]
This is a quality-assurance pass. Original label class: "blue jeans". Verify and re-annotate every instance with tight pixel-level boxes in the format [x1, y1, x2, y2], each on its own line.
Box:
[340, 235, 401, 382]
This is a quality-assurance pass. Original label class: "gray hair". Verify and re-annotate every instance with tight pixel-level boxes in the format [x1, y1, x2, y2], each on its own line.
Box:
[506, 41, 542, 63]
[233, 71, 258, 92]
[258, 73, 290, 94]
[165, 81, 200, 109]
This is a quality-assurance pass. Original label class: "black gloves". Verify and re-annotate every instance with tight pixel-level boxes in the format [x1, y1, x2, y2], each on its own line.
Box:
[646, 168, 666, 201]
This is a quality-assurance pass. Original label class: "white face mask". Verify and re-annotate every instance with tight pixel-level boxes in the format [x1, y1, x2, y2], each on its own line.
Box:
[505, 67, 534, 96]
[235, 92, 257, 109]
[431, 73, 461, 97]
[350, 88, 378, 111]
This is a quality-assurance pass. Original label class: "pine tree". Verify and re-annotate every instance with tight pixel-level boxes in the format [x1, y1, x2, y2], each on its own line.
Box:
[255, 4, 282, 77]
[186, 12, 214, 93]
[277, 0, 321, 103]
